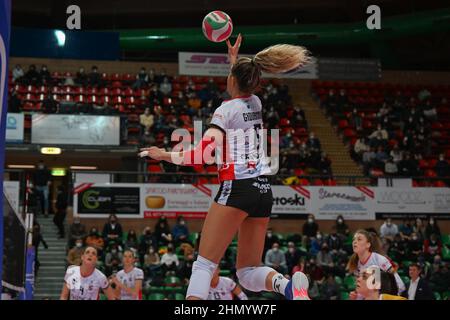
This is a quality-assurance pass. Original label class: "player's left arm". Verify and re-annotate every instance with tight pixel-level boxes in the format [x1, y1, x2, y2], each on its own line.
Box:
[103, 285, 118, 300]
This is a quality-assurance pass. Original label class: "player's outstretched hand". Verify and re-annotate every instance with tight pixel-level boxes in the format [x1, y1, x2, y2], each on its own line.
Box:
[226, 33, 242, 66]
[139, 146, 166, 161]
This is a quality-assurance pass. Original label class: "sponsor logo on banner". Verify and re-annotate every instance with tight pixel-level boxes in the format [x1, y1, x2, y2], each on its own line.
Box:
[5, 113, 24, 142]
[179, 52, 318, 79]
[313, 187, 375, 220]
[433, 192, 450, 212]
[271, 186, 311, 215]
[374, 188, 448, 213]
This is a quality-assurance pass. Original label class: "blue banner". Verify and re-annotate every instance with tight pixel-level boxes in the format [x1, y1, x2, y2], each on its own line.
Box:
[0, 0, 12, 298]
[19, 247, 35, 300]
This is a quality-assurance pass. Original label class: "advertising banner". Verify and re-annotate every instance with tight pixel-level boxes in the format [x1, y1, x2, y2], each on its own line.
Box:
[3, 180, 19, 213]
[5, 113, 24, 142]
[32, 114, 120, 146]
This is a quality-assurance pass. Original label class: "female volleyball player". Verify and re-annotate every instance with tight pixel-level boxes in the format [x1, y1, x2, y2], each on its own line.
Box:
[140, 34, 311, 300]
[347, 229, 405, 299]
[60, 246, 116, 300]
[355, 265, 406, 300]
[208, 268, 248, 300]
[111, 250, 144, 300]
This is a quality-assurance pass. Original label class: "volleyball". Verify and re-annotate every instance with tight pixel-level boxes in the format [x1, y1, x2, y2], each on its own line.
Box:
[202, 11, 233, 42]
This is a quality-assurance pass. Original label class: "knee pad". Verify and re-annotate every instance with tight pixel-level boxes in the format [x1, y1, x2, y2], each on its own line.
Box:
[236, 266, 274, 292]
[186, 255, 218, 300]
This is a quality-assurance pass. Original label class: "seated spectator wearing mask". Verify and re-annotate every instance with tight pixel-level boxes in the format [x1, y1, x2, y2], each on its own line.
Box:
[402, 263, 434, 300]
[379, 218, 399, 241]
[67, 239, 84, 266]
[356, 265, 407, 300]
[68, 217, 87, 248]
[85, 227, 105, 256]
[264, 242, 287, 275]
[160, 244, 179, 275]
[302, 214, 319, 248]
[102, 214, 123, 246]
[172, 216, 190, 245]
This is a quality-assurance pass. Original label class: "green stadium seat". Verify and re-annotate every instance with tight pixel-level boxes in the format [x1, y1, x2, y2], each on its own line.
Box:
[165, 276, 182, 287]
[341, 292, 350, 300]
[174, 293, 185, 300]
[434, 292, 441, 300]
[188, 232, 198, 244]
[99, 294, 107, 300]
[441, 234, 450, 246]
[402, 260, 413, 270]
[344, 275, 356, 291]
[334, 276, 343, 287]
[401, 276, 410, 286]
[344, 234, 354, 246]
[442, 245, 450, 261]
[219, 269, 231, 276]
[122, 232, 128, 242]
[442, 291, 450, 300]
[147, 293, 166, 300]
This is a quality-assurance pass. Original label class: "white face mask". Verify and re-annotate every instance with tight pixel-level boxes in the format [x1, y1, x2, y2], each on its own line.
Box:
[76, 243, 82, 248]
[308, 219, 314, 224]
[273, 247, 279, 252]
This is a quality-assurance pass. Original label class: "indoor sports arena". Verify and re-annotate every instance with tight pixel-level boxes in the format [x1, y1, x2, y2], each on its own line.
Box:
[1, 0, 450, 304]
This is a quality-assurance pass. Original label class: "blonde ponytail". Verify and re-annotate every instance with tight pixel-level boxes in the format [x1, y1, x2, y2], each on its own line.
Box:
[253, 44, 311, 74]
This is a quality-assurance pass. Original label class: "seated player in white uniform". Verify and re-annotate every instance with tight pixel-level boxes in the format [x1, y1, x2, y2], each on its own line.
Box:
[111, 250, 144, 300]
[60, 246, 116, 300]
[208, 268, 248, 300]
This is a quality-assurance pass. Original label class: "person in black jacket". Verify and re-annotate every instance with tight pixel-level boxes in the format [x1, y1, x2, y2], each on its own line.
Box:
[302, 214, 319, 238]
[102, 214, 123, 246]
[53, 185, 68, 239]
[32, 222, 48, 276]
[402, 263, 434, 300]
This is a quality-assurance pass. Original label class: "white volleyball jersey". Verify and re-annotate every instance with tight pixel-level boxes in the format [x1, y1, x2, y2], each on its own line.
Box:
[207, 277, 237, 300]
[356, 252, 405, 293]
[64, 266, 109, 300]
[210, 95, 272, 181]
[116, 267, 144, 300]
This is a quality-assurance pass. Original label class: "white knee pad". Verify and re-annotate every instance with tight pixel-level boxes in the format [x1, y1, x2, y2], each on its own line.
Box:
[236, 266, 274, 292]
[186, 255, 218, 300]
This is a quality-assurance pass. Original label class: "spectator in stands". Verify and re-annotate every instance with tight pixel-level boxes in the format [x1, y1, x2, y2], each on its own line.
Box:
[377, 103, 391, 120]
[143, 246, 160, 277]
[105, 243, 123, 267]
[8, 89, 22, 113]
[85, 227, 105, 254]
[149, 85, 163, 105]
[353, 136, 370, 162]
[88, 66, 101, 87]
[178, 253, 195, 285]
[292, 105, 307, 127]
[266, 106, 280, 129]
[334, 215, 350, 238]
[307, 275, 321, 300]
[285, 241, 304, 275]
[369, 124, 389, 141]
[133, 67, 149, 89]
[102, 214, 123, 246]
[406, 232, 423, 261]
[309, 232, 324, 256]
[321, 274, 340, 300]
[68, 217, 87, 248]
[425, 217, 441, 240]
[154, 216, 173, 246]
[141, 129, 156, 146]
[66, 238, 84, 266]
[323, 89, 338, 115]
[429, 260, 449, 294]
[34, 160, 51, 217]
[413, 218, 426, 242]
[306, 132, 321, 153]
[32, 222, 48, 275]
[263, 228, 280, 258]
[348, 108, 363, 132]
[39, 64, 52, 85]
[380, 218, 399, 241]
[327, 227, 347, 259]
[63, 73, 75, 86]
[399, 219, 413, 240]
[264, 242, 287, 275]
[140, 107, 154, 131]
[53, 185, 67, 239]
[398, 153, 416, 177]
[139, 227, 156, 261]
[390, 145, 403, 164]
[75, 67, 88, 86]
[424, 233, 442, 261]
[303, 214, 319, 240]
[24, 64, 41, 86]
[125, 229, 139, 251]
[336, 89, 349, 113]
[435, 154, 450, 178]
[317, 152, 333, 177]
[280, 132, 293, 149]
[159, 77, 172, 96]
[403, 263, 434, 300]
[316, 243, 334, 274]
[172, 216, 190, 245]
[362, 147, 376, 174]
[160, 243, 179, 275]
[42, 93, 58, 114]
[305, 257, 324, 283]
[12, 64, 24, 83]
[384, 157, 398, 176]
[388, 234, 406, 262]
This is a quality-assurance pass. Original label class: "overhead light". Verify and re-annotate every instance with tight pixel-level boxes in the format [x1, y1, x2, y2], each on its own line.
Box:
[51, 168, 67, 176]
[41, 147, 62, 155]
[8, 165, 36, 169]
[54, 30, 66, 47]
[70, 166, 98, 170]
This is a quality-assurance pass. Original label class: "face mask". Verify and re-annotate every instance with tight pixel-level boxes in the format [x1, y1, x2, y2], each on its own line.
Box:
[111, 249, 117, 254]
[76, 243, 82, 248]
[273, 247, 279, 252]
[412, 236, 418, 241]
[430, 221, 434, 226]
[338, 219, 343, 224]
[267, 233, 272, 237]
[308, 219, 314, 224]
[288, 248, 295, 253]
[74, 220, 80, 225]
[180, 221, 185, 226]
[317, 235, 322, 240]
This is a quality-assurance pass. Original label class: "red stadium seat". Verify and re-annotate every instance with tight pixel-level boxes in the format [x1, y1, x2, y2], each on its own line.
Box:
[148, 164, 163, 173]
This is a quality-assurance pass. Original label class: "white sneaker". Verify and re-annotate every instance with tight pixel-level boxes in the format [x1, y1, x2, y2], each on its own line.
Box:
[291, 272, 310, 300]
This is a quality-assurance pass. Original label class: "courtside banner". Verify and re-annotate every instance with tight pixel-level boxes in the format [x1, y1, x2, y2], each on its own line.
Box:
[375, 187, 450, 214]
[271, 185, 312, 217]
[311, 186, 376, 220]
[0, 0, 12, 297]
[73, 183, 142, 218]
[179, 52, 318, 79]
[142, 184, 214, 219]
[5, 113, 24, 142]
[3, 180, 19, 213]
[31, 114, 120, 146]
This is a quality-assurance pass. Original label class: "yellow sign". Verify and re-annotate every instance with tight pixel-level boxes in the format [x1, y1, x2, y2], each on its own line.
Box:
[51, 169, 66, 176]
[41, 147, 62, 155]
